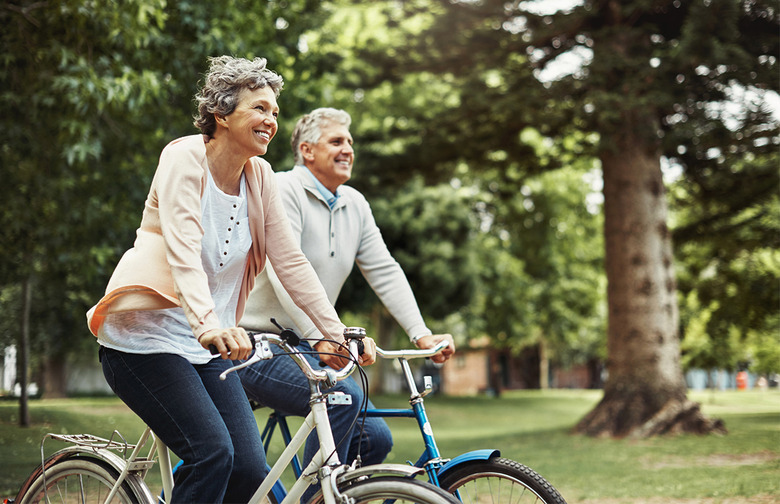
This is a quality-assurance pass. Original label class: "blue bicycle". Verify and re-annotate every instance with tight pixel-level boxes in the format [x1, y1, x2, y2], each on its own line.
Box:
[260, 341, 567, 504]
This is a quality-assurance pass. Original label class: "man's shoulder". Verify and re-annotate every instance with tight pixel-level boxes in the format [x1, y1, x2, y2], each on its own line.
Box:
[339, 184, 368, 204]
[275, 168, 306, 192]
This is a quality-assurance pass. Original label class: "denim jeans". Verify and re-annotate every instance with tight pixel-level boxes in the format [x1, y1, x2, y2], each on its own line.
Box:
[100, 346, 267, 503]
[237, 341, 393, 501]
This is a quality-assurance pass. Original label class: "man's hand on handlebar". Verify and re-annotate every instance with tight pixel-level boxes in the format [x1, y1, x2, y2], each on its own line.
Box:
[199, 327, 254, 360]
[314, 337, 377, 370]
[414, 334, 455, 364]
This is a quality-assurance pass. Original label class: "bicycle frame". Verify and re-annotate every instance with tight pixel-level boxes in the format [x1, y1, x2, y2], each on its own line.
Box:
[15, 335, 448, 504]
[261, 345, 501, 493]
[253, 390, 344, 504]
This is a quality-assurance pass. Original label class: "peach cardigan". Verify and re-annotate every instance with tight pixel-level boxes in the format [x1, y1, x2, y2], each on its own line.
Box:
[87, 135, 345, 342]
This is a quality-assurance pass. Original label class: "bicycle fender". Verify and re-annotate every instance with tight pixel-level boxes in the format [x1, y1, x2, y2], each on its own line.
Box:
[436, 449, 500, 478]
[337, 463, 425, 484]
[14, 446, 154, 503]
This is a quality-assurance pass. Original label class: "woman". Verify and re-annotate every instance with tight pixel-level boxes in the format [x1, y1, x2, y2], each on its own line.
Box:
[87, 56, 375, 503]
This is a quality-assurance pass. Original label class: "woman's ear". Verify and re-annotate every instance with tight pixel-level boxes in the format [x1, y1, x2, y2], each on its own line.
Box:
[214, 113, 229, 129]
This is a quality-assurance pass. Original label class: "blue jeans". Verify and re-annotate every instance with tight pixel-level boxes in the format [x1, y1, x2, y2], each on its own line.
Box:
[237, 341, 393, 501]
[100, 347, 267, 503]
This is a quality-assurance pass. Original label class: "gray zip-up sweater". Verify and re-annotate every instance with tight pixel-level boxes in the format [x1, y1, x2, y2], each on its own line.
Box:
[240, 165, 431, 342]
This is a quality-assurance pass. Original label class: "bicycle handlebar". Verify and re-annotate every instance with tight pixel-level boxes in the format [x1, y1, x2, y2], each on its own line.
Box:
[217, 332, 364, 386]
[376, 340, 449, 360]
[216, 329, 448, 384]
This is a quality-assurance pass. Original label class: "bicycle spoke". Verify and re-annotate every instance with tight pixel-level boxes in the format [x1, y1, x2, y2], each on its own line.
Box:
[441, 458, 566, 504]
[78, 473, 86, 503]
[20, 459, 140, 504]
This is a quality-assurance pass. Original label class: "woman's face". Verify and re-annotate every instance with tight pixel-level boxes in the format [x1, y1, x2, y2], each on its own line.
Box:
[222, 86, 279, 157]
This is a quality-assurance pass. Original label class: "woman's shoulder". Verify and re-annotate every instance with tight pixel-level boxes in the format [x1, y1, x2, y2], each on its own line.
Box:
[161, 134, 208, 155]
[248, 155, 273, 172]
[245, 156, 275, 188]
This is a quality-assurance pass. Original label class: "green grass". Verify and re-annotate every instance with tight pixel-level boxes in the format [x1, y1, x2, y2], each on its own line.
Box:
[1, 389, 778, 502]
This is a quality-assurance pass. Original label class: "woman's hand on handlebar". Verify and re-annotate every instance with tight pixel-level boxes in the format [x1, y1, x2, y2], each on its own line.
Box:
[414, 334, 455, 364]
[199, 327, 254, 360]
[314, 337, 377, 370]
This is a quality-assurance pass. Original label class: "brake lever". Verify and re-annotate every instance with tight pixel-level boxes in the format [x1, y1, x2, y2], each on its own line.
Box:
[270, 317, 300, 346]
[218, 335, 274, 381]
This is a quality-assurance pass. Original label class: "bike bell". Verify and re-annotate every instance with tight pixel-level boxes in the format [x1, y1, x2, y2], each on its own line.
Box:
[343, 327, 366, 339]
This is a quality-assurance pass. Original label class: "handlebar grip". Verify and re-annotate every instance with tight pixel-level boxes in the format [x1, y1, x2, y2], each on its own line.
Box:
[318, 337, 365, 367]
[208, 333, 259, 355]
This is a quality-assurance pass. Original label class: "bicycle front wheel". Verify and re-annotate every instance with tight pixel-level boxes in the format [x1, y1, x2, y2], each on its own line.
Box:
[18, 458, 142, 504]
[437, 457, 567, 504]
[310, 475, 460, 503]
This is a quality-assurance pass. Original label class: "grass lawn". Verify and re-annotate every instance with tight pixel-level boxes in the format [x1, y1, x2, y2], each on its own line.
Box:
[1, 388, 778, 503]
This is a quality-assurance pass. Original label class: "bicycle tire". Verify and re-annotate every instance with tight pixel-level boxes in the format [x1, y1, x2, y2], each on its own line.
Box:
[308, 475, 460, 503]
[437, 457, 567, 504]
[18, 458, 142, 504]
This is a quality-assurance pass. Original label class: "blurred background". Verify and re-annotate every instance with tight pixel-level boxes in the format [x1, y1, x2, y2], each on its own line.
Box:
[0, 0, 777, 429]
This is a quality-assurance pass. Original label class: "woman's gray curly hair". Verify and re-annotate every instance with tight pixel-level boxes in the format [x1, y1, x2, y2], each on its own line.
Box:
[193, 56, 284, 137]
[291, 108, 352, 165]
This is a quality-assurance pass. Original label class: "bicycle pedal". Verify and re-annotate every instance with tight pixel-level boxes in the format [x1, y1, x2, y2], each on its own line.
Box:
[327, 392, 352, 405]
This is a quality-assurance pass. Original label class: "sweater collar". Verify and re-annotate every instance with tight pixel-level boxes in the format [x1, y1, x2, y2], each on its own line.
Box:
[294, 165, 343, 210]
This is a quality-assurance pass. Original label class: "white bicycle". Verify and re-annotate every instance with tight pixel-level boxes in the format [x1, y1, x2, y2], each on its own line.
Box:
[12, 328, 459, 504]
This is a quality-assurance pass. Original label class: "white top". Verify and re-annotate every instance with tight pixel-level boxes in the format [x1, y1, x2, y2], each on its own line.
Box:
[98, 169, 251, 364]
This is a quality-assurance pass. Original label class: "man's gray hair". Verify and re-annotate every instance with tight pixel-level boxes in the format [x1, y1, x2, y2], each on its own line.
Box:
[193, 56, 284, 137]
[291, 108, 352, 165]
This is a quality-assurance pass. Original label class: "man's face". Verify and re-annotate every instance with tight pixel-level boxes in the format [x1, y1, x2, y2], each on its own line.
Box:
[303, 121, 354, 193]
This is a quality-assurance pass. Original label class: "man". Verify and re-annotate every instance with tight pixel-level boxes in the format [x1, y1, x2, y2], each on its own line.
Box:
[238, 108, 454, 497]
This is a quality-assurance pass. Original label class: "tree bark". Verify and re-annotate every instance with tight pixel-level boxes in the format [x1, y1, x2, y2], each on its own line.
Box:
[42, 355, 68, 398]
[538, 338, 549, 390]
[574, 115, 725, 438]
[19, 275, 31, 427]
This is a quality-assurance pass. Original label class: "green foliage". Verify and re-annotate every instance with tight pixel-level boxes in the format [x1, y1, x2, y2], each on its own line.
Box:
[672, 119, 780, 373]
[337, 178, 479, 324]
[746, 327, 780, 376]
[474, 157, 606, 364]
[679, 291, 741, 373]
[332, 0, 779, 379]
[0, 0, 336, 376]
[2, 0, 776, 392]
[1, 0, 174, 363]
[314, 1, 608, 368]
[655, 0, 779, 376]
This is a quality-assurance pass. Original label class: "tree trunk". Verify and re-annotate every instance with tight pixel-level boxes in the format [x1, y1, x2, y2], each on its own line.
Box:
[19, 275, 31, 427]
[574, 118, 725, 438]
[42, 355, 68, 398]
[538, 338, 549, 390]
